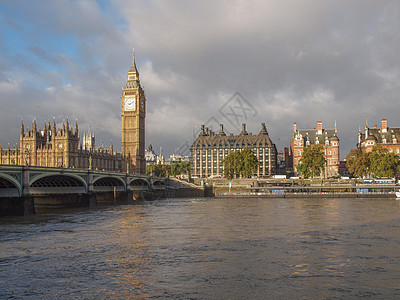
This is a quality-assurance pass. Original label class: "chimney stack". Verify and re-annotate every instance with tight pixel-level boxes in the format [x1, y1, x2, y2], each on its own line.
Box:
[317, 121, 323, 134]
[240, 123, 248, 135]
[381, 118, 387, 133]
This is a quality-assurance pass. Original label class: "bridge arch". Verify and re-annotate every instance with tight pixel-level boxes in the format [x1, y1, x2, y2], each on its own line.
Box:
[0, 173, 22, 197]
[153, 180, 166, 186]
[152, 180, 166, 190]
[93, 176, 126, 192]
[30, 174, 88, 194]
[129, 178, 150, 191]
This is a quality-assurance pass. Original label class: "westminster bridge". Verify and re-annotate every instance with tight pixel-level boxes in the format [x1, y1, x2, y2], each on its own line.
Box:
[0, 165, 172, 216]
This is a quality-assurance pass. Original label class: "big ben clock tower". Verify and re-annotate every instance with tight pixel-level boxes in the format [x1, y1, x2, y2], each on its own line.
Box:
[121, 48, 146, 174]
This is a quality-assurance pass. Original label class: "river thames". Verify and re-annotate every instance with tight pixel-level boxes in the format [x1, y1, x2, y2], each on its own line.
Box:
[1, 196, 400, 299]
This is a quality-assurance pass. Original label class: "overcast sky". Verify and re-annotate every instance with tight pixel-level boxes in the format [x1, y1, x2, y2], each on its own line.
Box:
[1, 0, 399, 159]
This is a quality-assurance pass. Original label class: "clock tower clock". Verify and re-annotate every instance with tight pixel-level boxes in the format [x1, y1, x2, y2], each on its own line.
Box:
[121, 48, 146, 174]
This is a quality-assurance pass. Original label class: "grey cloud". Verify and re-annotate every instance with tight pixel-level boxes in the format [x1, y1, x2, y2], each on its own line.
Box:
[1, 0, 399, 159]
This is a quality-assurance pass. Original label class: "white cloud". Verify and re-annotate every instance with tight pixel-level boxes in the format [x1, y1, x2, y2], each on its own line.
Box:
[1, 0, 400, 159]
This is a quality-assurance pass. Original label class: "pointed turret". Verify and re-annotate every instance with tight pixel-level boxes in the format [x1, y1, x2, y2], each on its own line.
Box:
[74, 119, 78, 135]
[52, 118, 57, 137]
[20, 119, 24, 135]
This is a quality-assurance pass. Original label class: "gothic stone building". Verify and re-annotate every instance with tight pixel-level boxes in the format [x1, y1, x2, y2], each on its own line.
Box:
[358, 118, 400, 155]
[0, 49, 146, 174]
[0, 119, 128, 171]
[191, 123, 277, 178]
[291, 120, 340, 177]
[121, 49, 146, 174]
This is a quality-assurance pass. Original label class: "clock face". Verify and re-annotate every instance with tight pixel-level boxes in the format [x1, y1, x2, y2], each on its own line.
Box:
[124, 97, 136, 111]
[140, 100, 145, 110]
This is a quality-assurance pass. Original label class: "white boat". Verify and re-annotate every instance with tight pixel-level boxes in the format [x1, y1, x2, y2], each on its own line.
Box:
[396, 191, 400, 198]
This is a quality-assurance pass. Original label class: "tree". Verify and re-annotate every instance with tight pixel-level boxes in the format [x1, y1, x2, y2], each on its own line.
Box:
[241, 148, 259, 178]
[222, 148, 258, 179]
[170, 161, 191, 177]
[223, 150, 243, 179]
[369, 145, 399, 178]
[297, 144, 326, 178]
[146, 163, 171, 177]
[345, 148, 370, 178]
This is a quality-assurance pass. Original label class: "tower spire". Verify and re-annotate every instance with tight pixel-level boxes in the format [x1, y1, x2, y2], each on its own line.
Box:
[128, 48, 138, 77]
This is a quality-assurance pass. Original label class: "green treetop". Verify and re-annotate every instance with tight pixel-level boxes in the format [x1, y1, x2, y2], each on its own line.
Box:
[297, 144, 327, 178]
[223, 148, 258, 180]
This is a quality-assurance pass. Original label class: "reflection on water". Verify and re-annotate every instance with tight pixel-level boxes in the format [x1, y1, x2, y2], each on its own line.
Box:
[1, 197, 400, 298]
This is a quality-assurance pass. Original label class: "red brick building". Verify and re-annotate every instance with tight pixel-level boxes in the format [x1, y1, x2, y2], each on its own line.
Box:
[291, 121, 340, 177]
[358, 118, 400, 155]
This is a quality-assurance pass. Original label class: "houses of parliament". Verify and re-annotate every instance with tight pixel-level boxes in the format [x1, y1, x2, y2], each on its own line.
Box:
[0, 49, 146, 174]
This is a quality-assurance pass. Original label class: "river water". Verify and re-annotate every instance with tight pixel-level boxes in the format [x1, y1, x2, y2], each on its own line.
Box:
[1, 197, 400, 299]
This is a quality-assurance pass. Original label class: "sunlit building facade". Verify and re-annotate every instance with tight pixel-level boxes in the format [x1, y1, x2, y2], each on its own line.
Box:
[191, 123, 277, 178]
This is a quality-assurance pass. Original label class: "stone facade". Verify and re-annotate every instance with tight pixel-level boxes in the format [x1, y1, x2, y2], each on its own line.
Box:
[1, 49, 146, 174]
[358, 118, 400, 155]
[291, 120, 340, 177]
[145, 143, 157, 164]
[191, 123, 277, 178]
[0, 119, 128, 171]
[121, 49, 146, 174]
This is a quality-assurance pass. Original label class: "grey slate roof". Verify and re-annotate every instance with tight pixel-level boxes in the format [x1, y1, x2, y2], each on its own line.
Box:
[360, 127, 400, 143]
[192, 123, 276, 149]
[296, 128, 339, 144]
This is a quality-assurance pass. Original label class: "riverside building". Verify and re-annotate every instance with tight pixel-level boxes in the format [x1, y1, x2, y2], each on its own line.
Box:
[0, 119, 127, 171]
[291, 120, 340, 177]
[190, 123, 277, 178]
[0, 49, 146, 174]
[358, 118, 400, 155]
